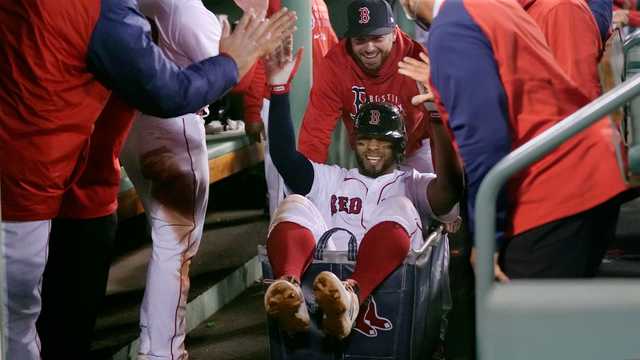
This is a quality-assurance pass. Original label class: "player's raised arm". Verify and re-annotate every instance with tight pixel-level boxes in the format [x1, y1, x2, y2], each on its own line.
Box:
[425, 113, 463, 216]
[265, 43, 315, 195]
[398, 52, 463, 216]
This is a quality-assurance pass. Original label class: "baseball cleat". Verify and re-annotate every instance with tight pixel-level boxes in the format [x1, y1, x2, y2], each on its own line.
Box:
[312, 271, 360, 340]
[264, 277, 310, 333]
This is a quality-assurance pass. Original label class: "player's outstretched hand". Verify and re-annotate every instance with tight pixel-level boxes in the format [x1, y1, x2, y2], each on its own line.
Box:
[398, 52, 434, 105]
[265, 36, 303, 94]
[219, 8, 297, 79]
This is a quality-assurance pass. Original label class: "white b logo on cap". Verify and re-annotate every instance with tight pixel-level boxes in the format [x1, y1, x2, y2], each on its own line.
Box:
[358, 7, 370, 24]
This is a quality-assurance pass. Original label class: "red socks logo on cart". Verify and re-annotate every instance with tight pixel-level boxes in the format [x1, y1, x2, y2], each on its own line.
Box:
[353, 296, 392, 337]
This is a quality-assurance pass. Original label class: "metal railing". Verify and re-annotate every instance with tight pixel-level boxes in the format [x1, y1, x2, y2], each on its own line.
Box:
[0, 188, 5, 359]
[474, 73, 640, 360]
[624, 32, 640, 173]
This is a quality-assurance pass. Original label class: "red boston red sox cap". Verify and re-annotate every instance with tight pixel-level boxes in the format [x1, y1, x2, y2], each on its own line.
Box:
[345, 0, 396, 38]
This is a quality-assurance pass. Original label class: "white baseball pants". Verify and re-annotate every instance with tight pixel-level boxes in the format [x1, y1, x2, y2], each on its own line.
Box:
[120, 113, 208, 360]
[2, 220, 51, 360]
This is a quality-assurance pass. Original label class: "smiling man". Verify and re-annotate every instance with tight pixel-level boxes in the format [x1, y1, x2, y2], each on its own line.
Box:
[261, 44, 462, 339]
[298, 0, 435, 173]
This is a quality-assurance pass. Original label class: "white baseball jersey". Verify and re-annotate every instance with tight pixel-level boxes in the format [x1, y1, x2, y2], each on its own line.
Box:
[138, 0, 221, 66]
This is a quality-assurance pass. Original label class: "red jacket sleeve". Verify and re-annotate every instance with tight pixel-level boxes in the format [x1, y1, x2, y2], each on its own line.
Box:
[297, 59, 343, 163]
[230, 60, 267, 124]
[629, 10, 640, 27]
[58, 95, 137, 219]
[242, 60, 268, 124]
[237, 0, 279, 124]
[540, 2, 602, 100]
[268, 0, 281, 16]
[232, 62, 257, 94]
[311, 1, 339, 82]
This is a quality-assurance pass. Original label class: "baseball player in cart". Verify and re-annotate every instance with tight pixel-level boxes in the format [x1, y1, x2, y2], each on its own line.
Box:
[261, 44, 463, 339]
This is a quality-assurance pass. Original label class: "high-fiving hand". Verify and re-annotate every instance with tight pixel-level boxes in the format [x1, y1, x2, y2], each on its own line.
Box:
[398, 52, 435, 105]
[265, 35, 303, 94]
[219, 8, 297, 79]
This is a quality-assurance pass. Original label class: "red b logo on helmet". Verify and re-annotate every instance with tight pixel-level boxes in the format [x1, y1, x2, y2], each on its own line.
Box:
[369, 110, 381, 125]
[358, 7, 370, 24]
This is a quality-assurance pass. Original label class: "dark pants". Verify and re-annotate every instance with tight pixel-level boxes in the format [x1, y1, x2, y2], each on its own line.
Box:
[501, 196, 622, 278]
[37, 213, 117, 359]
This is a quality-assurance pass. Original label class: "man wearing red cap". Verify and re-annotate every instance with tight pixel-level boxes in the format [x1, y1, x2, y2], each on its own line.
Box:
[298, 0, 434, 174]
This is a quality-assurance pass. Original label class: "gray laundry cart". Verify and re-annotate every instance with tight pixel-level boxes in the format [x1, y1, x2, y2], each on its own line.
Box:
[259, 226, 452, 360]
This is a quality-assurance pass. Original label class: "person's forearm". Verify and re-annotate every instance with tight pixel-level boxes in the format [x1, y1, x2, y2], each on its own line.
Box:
[268, 93, 314, 195]
[427, 108, 463, 214]
[87, 0, 238, 117]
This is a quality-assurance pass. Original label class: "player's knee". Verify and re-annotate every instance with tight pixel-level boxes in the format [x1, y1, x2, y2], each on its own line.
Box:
[270, 195, 326, 239]
[274, 195, 316, 216]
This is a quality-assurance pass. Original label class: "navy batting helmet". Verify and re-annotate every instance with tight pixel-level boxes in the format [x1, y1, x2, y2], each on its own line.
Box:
[354, 102, 407, 162]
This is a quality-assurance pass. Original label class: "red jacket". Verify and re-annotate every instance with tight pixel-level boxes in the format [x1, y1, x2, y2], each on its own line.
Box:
[298, 29, 429, 163]
[312, 0, 339, 83]
[429, 0, 626, 236]
[520, 0, 603, 100]
[57, 96, 136, 219]
[232, 60, 269, 124]
[0, 0, 109, 220]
